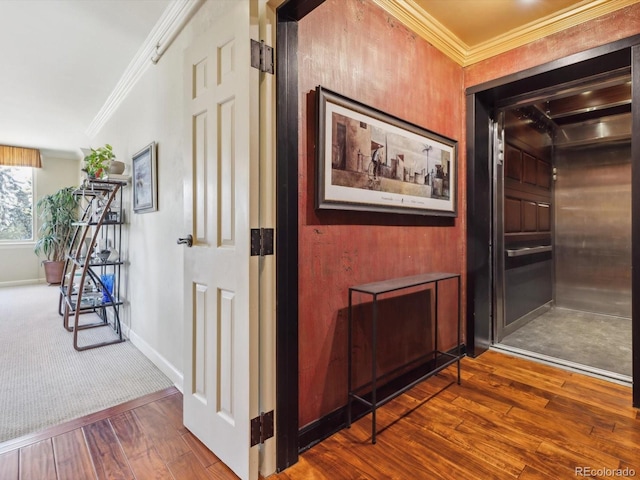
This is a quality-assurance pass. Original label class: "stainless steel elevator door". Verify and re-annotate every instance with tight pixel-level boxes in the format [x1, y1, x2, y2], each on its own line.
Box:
[554, 141, 632, 318]
[494, 108, 554, 343]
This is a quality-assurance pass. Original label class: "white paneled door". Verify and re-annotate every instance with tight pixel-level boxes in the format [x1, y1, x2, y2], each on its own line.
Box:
[182, 2, 259, 479]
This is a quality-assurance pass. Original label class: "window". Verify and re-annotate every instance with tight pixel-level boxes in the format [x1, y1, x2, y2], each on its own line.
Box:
[0, 166, 34, 241]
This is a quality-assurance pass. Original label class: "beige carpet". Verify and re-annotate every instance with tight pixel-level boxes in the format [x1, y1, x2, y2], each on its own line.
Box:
[0, 283, 174, 443]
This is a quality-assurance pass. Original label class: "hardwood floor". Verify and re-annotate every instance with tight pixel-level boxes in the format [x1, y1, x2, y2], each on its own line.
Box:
[0, 387, 239, 480]
[1, 351, 639, 479]
[275, 351, 640, 480]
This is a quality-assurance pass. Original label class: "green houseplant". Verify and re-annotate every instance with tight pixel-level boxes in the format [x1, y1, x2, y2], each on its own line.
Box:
[34, 186, 78, 284]
[83, 144, 115, 179]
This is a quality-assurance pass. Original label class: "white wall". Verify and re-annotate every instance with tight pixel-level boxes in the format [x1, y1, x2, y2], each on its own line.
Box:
[90, 1, 228, 387]
[0, 155, 80, 286]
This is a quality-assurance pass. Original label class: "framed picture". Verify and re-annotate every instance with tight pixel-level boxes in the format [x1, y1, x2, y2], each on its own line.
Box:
[132, 142, 157, 213]
[316, 86, 457, 216]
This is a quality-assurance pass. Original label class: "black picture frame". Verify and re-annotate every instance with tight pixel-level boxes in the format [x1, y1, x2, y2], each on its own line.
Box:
[316, 86, 457, 216]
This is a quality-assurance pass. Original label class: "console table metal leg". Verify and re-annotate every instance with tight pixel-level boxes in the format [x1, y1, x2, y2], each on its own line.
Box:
[347, 289, 353, 428]
[457, 275, 462, 385]
[371, 294, 378, 444]
[434, 282, 439, 364]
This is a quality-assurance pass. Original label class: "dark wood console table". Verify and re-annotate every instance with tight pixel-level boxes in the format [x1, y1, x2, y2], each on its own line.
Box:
[346, 272, 462, 444]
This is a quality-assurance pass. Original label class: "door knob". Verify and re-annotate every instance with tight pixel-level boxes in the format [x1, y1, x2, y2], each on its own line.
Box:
[177, 234, 193, 247]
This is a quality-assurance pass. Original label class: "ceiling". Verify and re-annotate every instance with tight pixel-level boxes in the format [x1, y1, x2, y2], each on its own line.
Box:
[0, 0, 170, 159]
[374, 0, 638, 64]
[0, 0, 635, 159]
[412, 0, 591, 47]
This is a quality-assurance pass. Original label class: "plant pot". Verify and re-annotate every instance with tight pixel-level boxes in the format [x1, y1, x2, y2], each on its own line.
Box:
[109, 160, 125, 175]
[43, 260, 65, 285]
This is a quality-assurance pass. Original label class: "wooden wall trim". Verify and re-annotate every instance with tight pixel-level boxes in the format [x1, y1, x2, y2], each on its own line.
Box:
[465, 93, 492, 356]
[466, 34, 640, 95]
[275, 0, 326, 471]
[275, 16, 300, 472]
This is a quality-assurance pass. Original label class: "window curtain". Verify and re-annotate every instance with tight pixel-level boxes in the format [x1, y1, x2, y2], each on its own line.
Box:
[0, 145, 42, 168]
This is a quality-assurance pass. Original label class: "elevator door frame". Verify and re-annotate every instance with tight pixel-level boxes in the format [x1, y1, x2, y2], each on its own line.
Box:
[466, 36, 640, 407]
[491, 112, 506, 343]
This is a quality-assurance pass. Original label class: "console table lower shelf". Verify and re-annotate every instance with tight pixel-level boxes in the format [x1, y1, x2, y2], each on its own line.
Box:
[346, 272, 463, 444]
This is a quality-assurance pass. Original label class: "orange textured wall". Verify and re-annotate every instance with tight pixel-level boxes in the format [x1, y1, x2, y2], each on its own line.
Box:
[298, 0, 465, 428]
[465, 3, 640, 88]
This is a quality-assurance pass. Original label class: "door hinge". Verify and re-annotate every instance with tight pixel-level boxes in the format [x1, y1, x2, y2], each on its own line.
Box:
[251, 228, 274, 256]
[251, 39, 274, 74]
[250, 410, 274, 447]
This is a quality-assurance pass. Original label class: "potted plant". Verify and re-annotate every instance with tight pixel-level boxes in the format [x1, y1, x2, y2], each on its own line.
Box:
[83, 144, 115, 179]
[34, 186, 79, 284]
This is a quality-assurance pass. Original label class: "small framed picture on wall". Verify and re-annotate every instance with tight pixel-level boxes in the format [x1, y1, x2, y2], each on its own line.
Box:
[132, 142, 157, 214]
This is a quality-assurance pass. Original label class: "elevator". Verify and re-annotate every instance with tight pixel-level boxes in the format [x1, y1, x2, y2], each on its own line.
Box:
[492, 69, 632, 380]
[466, 38, 640, 405]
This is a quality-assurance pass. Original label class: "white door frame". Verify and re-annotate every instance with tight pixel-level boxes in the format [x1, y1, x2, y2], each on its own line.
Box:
[257, 0, 283, 476]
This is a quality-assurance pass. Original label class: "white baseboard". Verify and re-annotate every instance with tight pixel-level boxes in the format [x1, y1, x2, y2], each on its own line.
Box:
[0, 279, 44, 288]
[124, 325, 184, 392]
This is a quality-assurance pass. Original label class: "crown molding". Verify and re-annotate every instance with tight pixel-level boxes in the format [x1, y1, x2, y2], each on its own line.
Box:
[371, 0, 468, 65]
[372, 0, 638, 67]
[86, 0, 204, 140]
